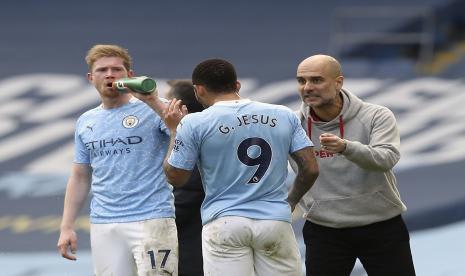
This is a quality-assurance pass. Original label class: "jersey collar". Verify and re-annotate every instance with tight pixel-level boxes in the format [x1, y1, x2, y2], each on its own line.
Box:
[213, 98, 251, 106]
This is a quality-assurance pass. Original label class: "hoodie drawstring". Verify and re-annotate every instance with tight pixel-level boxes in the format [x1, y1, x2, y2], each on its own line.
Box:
[307, 115, 344, 140]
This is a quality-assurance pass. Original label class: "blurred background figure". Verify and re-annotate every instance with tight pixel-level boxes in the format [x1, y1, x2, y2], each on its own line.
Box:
[165, 79, 205, 276]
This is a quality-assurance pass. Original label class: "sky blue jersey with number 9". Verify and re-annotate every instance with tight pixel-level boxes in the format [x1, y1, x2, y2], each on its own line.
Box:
[167, 99, 313, 225]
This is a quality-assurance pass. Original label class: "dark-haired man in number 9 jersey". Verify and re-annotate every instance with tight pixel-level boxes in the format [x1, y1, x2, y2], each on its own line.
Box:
[162, 58, 319, 276]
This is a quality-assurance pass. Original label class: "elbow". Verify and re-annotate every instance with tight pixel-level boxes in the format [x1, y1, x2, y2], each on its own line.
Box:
[163, 161, 188, 188]
[164, 171, 184, 188]
[166, 175, 186, 188]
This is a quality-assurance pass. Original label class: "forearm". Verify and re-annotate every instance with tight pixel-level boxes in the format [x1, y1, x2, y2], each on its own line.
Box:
[342, 140, 400, 171]
[60, 181, 90, 230]
[163, 130, 177, 182]
[287, 147, 319, 210]
[287, 171, 316, 209]
[144, 96, 167, 118]
[60, 164, 91, 230]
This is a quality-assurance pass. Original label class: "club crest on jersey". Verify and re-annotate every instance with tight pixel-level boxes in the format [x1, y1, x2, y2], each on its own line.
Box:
[122, 115, 139, 128]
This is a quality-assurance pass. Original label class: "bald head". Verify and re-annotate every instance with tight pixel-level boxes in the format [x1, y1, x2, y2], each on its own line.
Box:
[298, 55, 342, 78]
[296, 54, 344, 110]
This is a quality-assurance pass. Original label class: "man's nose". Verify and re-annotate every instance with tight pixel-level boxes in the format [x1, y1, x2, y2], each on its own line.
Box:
[303, 81, 314, 91]
[105, 69, 116, 78]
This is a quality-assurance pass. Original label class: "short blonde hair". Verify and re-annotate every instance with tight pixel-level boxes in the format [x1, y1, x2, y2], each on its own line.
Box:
[85, 44, 133, 72]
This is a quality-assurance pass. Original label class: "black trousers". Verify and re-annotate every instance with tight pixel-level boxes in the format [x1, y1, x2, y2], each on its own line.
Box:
[303, 215, 416, 276]
[175, 206, 204, 276]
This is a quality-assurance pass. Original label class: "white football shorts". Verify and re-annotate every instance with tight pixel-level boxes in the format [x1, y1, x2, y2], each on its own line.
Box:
[90, 218, 178, 276]
[202, 216, 301, 276]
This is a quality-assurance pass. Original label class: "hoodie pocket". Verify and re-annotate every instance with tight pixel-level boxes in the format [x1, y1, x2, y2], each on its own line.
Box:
[306, 191, 404, 228]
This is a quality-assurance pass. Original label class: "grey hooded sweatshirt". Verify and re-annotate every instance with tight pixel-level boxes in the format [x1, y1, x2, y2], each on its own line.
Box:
[296, 88, 407, 228]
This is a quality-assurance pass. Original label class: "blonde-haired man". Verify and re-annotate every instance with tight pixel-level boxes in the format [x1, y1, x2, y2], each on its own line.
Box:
[57, 44, 178, 276]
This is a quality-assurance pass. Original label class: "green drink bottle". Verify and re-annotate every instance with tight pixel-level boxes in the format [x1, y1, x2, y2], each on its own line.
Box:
[112, 76, 157, 94]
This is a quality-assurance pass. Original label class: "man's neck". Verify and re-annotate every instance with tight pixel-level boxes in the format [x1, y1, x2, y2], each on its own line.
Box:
[211, 92, 241, 104]
[101, 94, 132, 109]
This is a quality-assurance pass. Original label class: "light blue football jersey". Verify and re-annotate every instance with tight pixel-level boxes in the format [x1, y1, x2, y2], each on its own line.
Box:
[168, 99, 312, 225]
[74, 97, 174, 223]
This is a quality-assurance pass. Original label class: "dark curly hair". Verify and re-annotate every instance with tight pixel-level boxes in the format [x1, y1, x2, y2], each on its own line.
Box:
[192, 58, 237, 93]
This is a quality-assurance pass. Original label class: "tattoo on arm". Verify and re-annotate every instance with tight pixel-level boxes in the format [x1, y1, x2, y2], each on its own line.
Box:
[287, 147, 319, 210]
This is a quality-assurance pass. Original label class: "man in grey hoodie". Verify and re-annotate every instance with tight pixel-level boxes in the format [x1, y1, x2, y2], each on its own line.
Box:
[295, 55, 415, 276]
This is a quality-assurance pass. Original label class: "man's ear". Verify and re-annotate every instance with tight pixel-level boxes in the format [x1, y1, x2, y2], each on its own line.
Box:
[196, 85, 205, 97]
[335, 75, 344, 90]
[236, 81, 241, 92]
[87, 72, 92, 82]
[128, 70, 134, 78]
